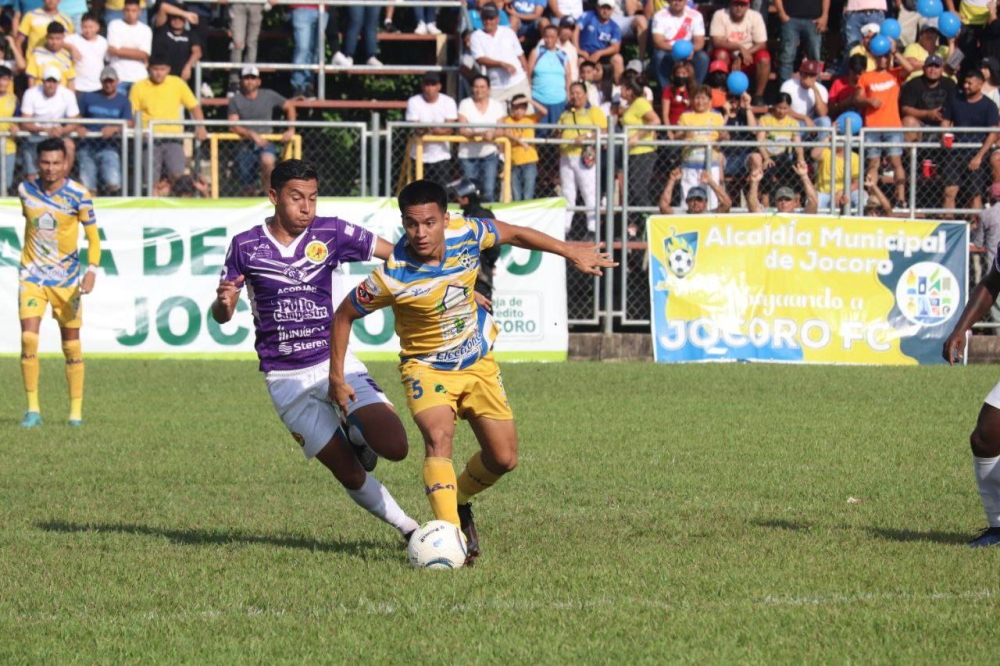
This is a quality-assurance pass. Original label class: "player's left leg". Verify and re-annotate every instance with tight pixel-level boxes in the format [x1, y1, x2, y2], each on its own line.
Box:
[53, 286, 85, 426]
[969, 395, 1000, 547]
[458, 416, 518, 561]
[59, 326, 85, 426]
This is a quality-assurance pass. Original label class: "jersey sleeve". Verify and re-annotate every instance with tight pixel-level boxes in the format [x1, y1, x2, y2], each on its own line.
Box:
[469, 217, 499, 250]
[335, 219, 376, 264]
[349, 268, 393, 315]
[77, 188, 95, 225]
[221, 236, 245, 284]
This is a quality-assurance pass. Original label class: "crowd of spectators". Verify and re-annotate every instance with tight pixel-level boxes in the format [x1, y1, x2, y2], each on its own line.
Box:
[5, 0, 1000, 219]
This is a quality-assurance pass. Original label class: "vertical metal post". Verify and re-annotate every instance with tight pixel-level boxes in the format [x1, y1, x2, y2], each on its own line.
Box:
[370, 112, 380, 199]
[359, 124, 368, 197]
[133, 112, 143, 196]
[121, 119, 129, 197]
[602, 121, 615, 334]
[619, 126, 629, 325]
[0, 137, 7, 196]
[908, 144, 918, 217]
[384, 123, 393, 197]
[844, 123, 854, 216]
[146, 122, 155, 197]
[317, 4, 326, 101]
[194, 62, 202, 102]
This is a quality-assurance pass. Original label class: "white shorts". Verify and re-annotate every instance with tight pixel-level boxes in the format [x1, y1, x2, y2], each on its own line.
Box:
[985, 382, 1000, 410]
[265, 360, 391, 459]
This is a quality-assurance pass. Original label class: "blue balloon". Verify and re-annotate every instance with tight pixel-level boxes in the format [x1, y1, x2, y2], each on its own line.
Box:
[837, 111, 863, 136]
[938, 11, 961, 38]
[880, 18, 901, 40]
[917, 0, 943, 19]
[869, 34, 891, 57]
[671, 39, 694, 60]
[726, 70, 749, 95]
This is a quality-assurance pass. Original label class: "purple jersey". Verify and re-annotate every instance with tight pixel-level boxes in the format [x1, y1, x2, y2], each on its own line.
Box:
[222, 216, 376, 372]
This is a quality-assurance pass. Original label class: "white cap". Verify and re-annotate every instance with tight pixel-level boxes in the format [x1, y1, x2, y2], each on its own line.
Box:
[597, 0, 615, 7]
[860, 23, 880, 37]
[240, 65, 260, 77]
[626, 59, 643, 74]
[42, 66, 62, 82]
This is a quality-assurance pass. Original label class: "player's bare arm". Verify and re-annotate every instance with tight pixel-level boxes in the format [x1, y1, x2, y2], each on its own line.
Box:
[943, 264, 1000, 364]
[374, 236, 394, 260]
[328, 298, 367, 413]
[493, 219, 618, 276]
[211, 275, 245, 324]
[80, 220, 101, 295]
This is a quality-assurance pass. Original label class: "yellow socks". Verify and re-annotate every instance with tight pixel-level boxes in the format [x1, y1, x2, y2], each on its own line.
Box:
[62, 339, 84, 421]
[423, 457, 460, 527]
[457, 451, 502, 505]
[21, 331, 40, 413]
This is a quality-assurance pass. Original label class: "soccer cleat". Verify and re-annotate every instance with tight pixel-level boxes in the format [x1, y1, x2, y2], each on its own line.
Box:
[21, 412, 42, 428]
[342, 424, 378, 472]
[969, 527, 1000, 548]
[68, 418, 84, 427]
[457, 503, 480, 565]
[402, 529, 415, 547]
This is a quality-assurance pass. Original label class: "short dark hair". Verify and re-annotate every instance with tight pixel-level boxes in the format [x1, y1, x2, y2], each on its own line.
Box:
[149, 54, 171, 67]
[37, 137, 66, 156]
[81, 12, 99, 24]
[270, 159, 319, 193]
[0, 65, 12, 78]
[472, 74, 490, 87]
[848, 54, 868, 75]
[966, 68, 987, 81]
[46, 21, 66, 35]
[398, 179, 448, 215]
[124, 0, 141, 6]
[580, 60, 597, 71]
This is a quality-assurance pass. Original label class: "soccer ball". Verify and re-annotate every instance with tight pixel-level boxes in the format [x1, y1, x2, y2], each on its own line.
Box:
[407, 520, 468, 570]
[668, 246, 694, 278]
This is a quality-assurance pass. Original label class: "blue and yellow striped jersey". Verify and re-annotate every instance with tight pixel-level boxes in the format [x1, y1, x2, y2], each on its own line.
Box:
[19, 178, 95, 287]
[350, 215, 500, 370]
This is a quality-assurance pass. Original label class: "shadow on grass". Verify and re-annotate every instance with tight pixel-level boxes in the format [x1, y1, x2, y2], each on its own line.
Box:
[866, 527, 970, 545]
[751, 519, 814, 532]
[35, 520, 392, 560]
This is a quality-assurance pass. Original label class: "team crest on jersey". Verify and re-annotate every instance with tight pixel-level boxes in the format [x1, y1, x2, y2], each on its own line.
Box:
[305, 240, 328, 264]
[36, 212, 56, 230]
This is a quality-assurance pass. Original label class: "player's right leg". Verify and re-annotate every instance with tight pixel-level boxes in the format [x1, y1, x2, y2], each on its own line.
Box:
[18, 282, 47, 427]
[267, 364, 419, 539]
[969, 392, 1000, 547]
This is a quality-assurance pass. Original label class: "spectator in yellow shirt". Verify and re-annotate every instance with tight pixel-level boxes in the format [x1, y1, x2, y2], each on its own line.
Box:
[557, 82, 607, 237]
[129, 56, 207, 191]
[501, 93, 546, 200]
[17, 0, 73, 55]
[0, 65, 17, 194]
[25, 22, 74, 89]
[676, 84, 726, 209]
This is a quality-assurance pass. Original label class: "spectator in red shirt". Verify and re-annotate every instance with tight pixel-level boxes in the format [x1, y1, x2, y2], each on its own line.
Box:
[660, 59, 695, 128]
[828, 53, 868, 121]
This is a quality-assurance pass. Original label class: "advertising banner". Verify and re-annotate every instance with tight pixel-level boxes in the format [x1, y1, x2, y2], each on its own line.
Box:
[648, 213, 969, 365]
[0, 197, 568, 361]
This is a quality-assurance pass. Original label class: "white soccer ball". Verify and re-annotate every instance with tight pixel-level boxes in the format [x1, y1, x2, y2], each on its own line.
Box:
[407, 520, 468, 570]
[668, 246, 694, 278]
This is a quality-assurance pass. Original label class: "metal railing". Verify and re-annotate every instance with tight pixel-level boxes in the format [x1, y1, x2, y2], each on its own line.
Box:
[2, 117, 996, 331]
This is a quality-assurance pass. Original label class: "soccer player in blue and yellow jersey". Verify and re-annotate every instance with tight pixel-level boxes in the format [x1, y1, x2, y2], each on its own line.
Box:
[329, 179, 616, 563]
[18, 137, 100, 428]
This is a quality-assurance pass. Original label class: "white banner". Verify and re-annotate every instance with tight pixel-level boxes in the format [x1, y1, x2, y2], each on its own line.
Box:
[0, 197, 569, 361]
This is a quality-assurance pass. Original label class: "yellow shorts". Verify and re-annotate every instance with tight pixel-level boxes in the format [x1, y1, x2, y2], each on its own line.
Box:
[400, 353, 513, 421]
[18, 281, 82, 328]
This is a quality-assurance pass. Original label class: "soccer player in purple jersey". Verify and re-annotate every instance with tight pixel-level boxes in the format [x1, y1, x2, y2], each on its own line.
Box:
[211, 160, 419, 541]
[944, 253, 1000, 548]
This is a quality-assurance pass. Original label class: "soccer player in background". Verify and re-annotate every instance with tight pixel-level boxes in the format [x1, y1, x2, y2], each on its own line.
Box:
[944, 253, 1000, 547]
[18, 137, 100, 428]
[328, 179, 617, 563]
[211, 160, 421, 541]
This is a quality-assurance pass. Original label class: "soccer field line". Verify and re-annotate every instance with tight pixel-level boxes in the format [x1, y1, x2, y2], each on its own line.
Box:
[7, 588, 999, 624]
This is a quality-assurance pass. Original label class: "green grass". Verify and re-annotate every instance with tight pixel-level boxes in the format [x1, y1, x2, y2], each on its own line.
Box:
[3, 359, 1000, 662]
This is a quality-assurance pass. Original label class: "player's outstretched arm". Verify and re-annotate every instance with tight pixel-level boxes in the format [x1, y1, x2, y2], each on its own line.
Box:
[328, 298, 365, 414]
[211, 275, 244, 324]
[373, 236, 395, 260]
[494, 219, 618, 276]
[943, 265, 1000, 364]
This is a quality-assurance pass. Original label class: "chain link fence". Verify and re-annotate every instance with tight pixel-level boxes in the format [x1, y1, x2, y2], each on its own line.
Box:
[4, 117, 999, 330]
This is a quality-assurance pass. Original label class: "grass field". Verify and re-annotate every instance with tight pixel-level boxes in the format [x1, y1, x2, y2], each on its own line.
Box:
[3, 358, 1000, 662]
